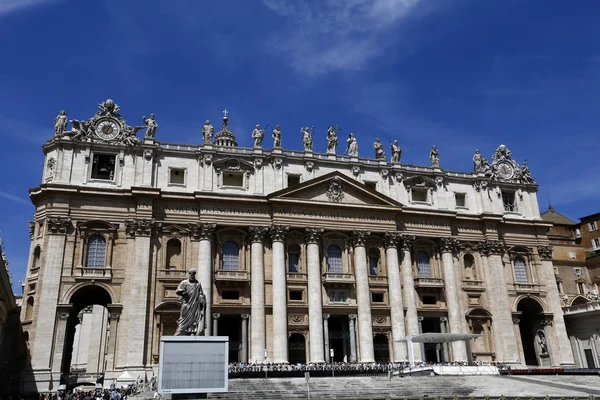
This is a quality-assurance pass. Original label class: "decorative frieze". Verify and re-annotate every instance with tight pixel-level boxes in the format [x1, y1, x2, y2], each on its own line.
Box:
[352, 230, 371, 247]
[188, 222, 216, 241]
[384, 231, 402, 249]
[47, 217, 71, 235]
[304, 227, 324, 244]
[124, 218, 160, 237]
[400, 235, 415, 251]
[248, 225, 270, 243]
[439, 237, 460, 253]
[270, 225, 290, 243]
[476, 239, 505, 256]
[537, 245, 553, 261]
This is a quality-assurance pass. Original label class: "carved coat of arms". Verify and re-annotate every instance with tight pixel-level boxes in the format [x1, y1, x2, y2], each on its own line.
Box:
[326, 177, 344, 202]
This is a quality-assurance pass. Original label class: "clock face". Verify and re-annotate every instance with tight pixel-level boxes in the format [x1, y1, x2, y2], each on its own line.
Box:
[95, 118, 120, 140]
[497, 161, 514, 180]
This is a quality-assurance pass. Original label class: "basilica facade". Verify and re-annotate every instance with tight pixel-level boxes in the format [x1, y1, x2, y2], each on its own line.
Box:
[20, 99, 574, 392]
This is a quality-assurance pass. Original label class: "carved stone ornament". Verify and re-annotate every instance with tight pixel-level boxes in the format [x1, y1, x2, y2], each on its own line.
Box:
[202, 154, 213, 166]
[304, 227, 324, 244]
[373, 315, 387, 325]
[352, 230, 371, 247]
[254, 158, 263, 170]
[476, 239, 505, 256]
[305, 161, 314, 172]
[403, 175, 437, 191]
[270, 225, 290, 242]
[380, 169, 389, 180]
[47, 217, 71, 235]
[440, 237, 460, 253]
[248, 226, 270, 243]
[28, 221, 35, 240]
[289, 314, 306, 324]
[188, 223, 216, 241]
[326, 177, 344, 203]
[45, 157, 56, 181]
[57, 312, 70, 321]
[401, 235, 416, 251]
[273, 157, 283, 170]
[384, 231, 402, 249]
[125, 218, 159, 237]
[143, 149, 155, 161]
[351, 165, 360, 177]
[537, 245, 553, 261]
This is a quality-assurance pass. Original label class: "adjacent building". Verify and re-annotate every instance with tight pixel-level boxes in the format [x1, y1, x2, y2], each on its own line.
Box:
[21, 99, 574, 392]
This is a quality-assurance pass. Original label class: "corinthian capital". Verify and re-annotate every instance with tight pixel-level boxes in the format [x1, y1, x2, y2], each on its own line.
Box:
[439, 237, 460, 254]
[537, 245, 553, 261]
[188, 222, 216, 241]
[476, 239, 505, 256]
[125, 219, 159, 238]
[47, 217, 71, 235]
[400, 235, 416, 251]
[249, 226, 270, 243]
[270, 225, 290, 242]
[304, 227, 324, 244]
[352, 230, 371, 247]
[384, 231, 402, 249]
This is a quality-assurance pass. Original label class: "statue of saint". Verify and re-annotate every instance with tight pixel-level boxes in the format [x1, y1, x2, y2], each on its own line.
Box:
[473, 149, 483, 172]
[346, 133, 358, 157]
[390, 140, 402, 163]
[175, 269, 206, 336]
[301, 127, 313, 151]
[326, 126, 338, 154]
[373, 138, 385, 160]
[537, 331, 548, 354]
[520, 161, 534, 184]
[142, 114, 158, 139]
[202, 120, 214, 143]
[430, 145, 440, 168]
[252, 124, 264, 148]
[272, 125, 282, 148]
[54, 110, 68, 137]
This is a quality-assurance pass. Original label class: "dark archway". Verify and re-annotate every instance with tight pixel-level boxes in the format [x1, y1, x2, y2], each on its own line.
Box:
[288, 334, 306, 365]
[373, 334, 390, 362]
[517, 298, 544, 366]
[216, 315, 242, 363]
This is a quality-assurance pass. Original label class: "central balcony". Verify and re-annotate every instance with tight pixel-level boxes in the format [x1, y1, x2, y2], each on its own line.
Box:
[157, 269, 187, 280]
[462, 279, 485, 292]
[322, 272, 355, 285]
[413, 277, 444, 288]
[287, 272, 308, 282]
[74, 266, 112, 280]
[513, 283, 544, 294]
[214, 269, 249, 282]
[368, 275, 389, 286]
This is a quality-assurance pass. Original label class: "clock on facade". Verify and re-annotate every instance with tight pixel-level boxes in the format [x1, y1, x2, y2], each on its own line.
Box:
[95, 118, 121, 140]
[496, 161, 514, 180]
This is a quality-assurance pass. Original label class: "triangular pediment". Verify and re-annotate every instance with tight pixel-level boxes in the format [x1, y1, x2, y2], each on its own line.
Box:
[268, 171, 403, 209]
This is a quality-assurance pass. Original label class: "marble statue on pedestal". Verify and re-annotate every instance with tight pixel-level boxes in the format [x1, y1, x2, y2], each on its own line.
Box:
[175, 269, 206, 336]
[54, 110, 68, 137]
[301, 126, 313, 151]
[390, 140, 401, 163]
[272, 125, 282, 148]
[473, 150, 483, 172]
[430, 145, 440, 168]
[142, 114, 158, 139]
[373, 138, 385, 160]
[252, 124, 264, 148]
[346, 133, 358, 156]
[202, 120, 214, 143]
[326, 125, 340, 154]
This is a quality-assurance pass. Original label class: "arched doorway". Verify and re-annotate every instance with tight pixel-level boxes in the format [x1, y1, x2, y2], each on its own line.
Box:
[62, 285, 113, 385]
[516, 298, 546, 366]
[288, 333, 306, 365]
[373, 334, 390, 362]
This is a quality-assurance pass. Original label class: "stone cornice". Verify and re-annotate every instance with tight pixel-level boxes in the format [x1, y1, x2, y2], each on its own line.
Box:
[248, 225, 270, 243]
[188, 222, 216, 241]
[304, 227, 324, 244]
[270, 225, 290, 242]
[124, 218, 160, 238]
[47, 217, 71, 235]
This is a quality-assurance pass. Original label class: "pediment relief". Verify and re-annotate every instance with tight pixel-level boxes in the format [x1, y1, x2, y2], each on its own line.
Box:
[213, 157, 254, 173]
[403, 175, 437, 190]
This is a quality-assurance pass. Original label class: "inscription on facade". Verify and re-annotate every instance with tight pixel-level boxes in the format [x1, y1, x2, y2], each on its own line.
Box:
[275, 208, 394, 222]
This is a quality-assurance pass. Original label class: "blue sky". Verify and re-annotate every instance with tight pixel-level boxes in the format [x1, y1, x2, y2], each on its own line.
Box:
[0, 0, 599, 293]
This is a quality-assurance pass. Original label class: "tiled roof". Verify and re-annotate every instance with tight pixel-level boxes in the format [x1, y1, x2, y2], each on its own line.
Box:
[541, 205, 577, 226]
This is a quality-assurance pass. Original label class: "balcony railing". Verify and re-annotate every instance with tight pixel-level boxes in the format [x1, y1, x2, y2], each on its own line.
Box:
[462, 279, 485, 291]
[368, 275, 388, 286]
[287, 272, 308, 282]
[322, 272, 355, 284]
[413, 277, 444, 288]
[75, 266, 112, 279]
[513, 283, 544, 294]
[215, 269, 249, 282]
[157, 269, 187, 279]
[563, 300, 600, 315]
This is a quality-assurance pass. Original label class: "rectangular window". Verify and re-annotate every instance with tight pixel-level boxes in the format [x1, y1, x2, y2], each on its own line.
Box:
[576, 228, 582, 238]
[91, 154, 116, 180]
[569, 251, 576, 259]
[328, 290, 347, 303]
[573, 267, 583, 276]
[289, 290, 303, 301]
[593, 238, 600, 250]
[556, 281, 563, 293]
[411, 189, 428, 203]
[502, 191, 516, 212]
[222, 290, 239, 300]
[287, 175, 301, 188]
[455, 193, 467, 208]
[364, 181, 377, 190]
[288, 253, 299, 273]
[589, 222, 598, 232]
[422, 295, 437, 305]
[577, 282, 586, 295]
[169, 168, 186, 185]
[371, 293, 385, 303]
[223, 172, 244, 187]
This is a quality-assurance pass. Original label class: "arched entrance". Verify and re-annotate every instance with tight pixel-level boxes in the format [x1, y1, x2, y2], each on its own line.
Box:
[373, 334, 390, 362]
[62, 285, 113, 386]
[516, 298, 546, 366]
[288, 333, 306, 365]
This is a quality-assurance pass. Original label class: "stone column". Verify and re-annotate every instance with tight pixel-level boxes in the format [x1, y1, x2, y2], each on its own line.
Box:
[51, 309, 72, 374]
[271, 225, 290, 364]
[31, 217, 70, 388]
[538, 246, 575, 366]
[439, 317, 450, 362]
[478, 240, 519, 364]
[190, 223, 216, 335]
[400, 235, 422, 362]
[105, 309, 121, 372]
[384, 231, 407, 362]
[323, 314, 330, 362]
[241, 314, 249, 363]
[212, 313, 220, 336]
[124, 219, 158, 370]
[305, 227, 325, 363]
[353, 230, 375, 363]
[440, 237, 467, 361]
[349, 314, 357, 363]
[249, 226, 269, 363]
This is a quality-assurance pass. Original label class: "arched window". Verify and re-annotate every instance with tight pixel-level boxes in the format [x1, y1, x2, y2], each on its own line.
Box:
[32, 246, 41, 270]
[25, 297, 34, 321]
[222, 241, 239, 271]
[288, 243, 300, 273]
[464, 254, 476, 280]
[369, 248, 379, 276]
[327, 245, 343, 273]
[85, 235, 106, 269]
[514, 256, 528, 283]
[166, 239, 182, 270]
[416, 251, 431, 278]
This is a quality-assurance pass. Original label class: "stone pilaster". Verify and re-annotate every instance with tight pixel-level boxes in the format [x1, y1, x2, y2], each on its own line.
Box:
[189, 223, 216, 335]
[271, 225, 290, 363]
[349, 314, 357, 363]
[323, 314, 330, 362]
[104, 309, 121, 372]
[249, 225, 269, 363]
[352, 230, 375, 363]
[305, 227, 325, 363]
[384, 231, 407, 362]
[439, 237, 467, 361]
[400, 235, 422, 361]
[537, 246, 575, 366]
[241, 314, 249, 363]
[51, 308, 72, 374]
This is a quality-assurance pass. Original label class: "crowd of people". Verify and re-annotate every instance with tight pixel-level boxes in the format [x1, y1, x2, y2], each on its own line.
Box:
[0, 389, 129, 400]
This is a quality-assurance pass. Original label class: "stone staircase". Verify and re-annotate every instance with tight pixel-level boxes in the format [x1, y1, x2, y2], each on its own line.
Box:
[206, 375, 598, 399]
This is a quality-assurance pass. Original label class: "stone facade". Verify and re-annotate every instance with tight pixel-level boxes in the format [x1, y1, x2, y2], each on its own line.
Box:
[22, 100, 575, 392]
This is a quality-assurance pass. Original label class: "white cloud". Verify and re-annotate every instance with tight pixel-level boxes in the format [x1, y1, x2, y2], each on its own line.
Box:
[263, 0, 421, 76]
[0, 0, 59, 17]
[0, 191, 31, 206]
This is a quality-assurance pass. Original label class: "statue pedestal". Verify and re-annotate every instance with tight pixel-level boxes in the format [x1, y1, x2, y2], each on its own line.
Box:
[304, 150, 314, 157]
[326, 153, 336, 160]
[158, 336, 229, 397]
[272, 148, 282, 154]
[253, 148, 263, 154]
[144, 138, 155, 145]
